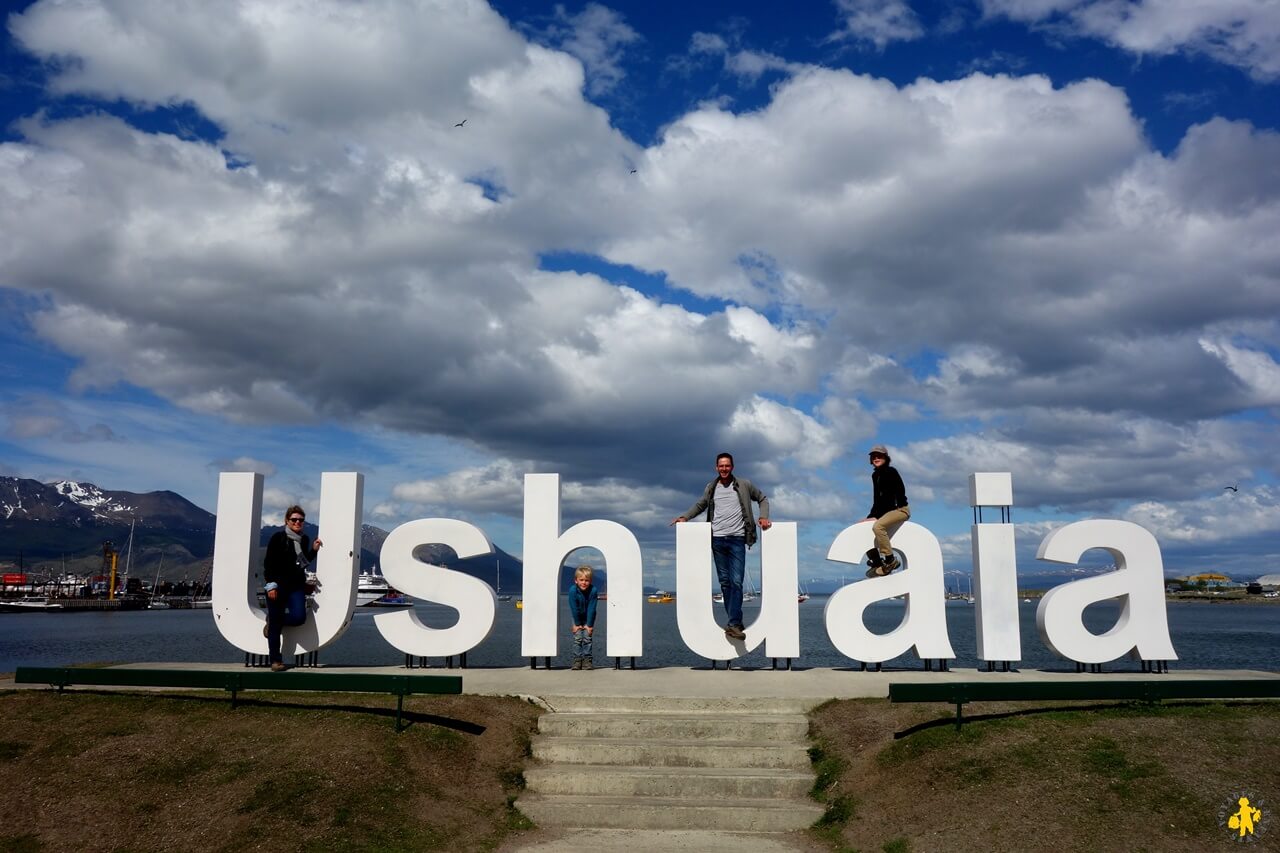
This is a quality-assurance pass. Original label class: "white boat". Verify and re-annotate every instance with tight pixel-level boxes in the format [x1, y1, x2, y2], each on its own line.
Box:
[189, 598, 212, 609]
[0, 596, 65, 612]
[357, 572, 414, 607]
[148, 598, 170, 610]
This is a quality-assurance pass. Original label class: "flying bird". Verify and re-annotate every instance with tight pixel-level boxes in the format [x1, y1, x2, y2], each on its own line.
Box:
[630, 169, 637, 174]
[1224, 485, 1239, 492]
[454, 119, 467, 128]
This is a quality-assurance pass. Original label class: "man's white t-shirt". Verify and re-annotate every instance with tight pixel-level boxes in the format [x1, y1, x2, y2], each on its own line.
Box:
[711, 481, 745, 538]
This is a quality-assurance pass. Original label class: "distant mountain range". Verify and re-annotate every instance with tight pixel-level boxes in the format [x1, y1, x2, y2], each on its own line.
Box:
[0, 476, 530, 589]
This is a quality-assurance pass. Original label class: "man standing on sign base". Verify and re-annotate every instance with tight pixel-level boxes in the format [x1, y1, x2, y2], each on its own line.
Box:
[671, 453, 771, 640]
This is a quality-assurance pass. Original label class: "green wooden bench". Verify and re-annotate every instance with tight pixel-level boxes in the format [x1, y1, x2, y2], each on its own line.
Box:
[14, 666, 463, 732]
[889, 679, 1280, 732]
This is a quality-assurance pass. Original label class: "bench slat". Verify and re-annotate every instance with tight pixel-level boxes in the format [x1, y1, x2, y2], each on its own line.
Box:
[14, 667, 461, 696]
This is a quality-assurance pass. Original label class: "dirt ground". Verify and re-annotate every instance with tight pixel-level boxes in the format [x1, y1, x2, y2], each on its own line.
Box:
[807, 698, 1280, 852]
[2, 685, 1276, 853]
[0, 687, 542, 852]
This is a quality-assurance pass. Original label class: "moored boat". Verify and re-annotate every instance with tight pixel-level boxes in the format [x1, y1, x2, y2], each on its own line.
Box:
[0, 596, 65, 612]
[357, 572, 414, 608]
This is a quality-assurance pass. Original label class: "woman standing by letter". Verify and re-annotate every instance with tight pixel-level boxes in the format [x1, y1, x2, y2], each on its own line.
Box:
[263, 505, 322, 671]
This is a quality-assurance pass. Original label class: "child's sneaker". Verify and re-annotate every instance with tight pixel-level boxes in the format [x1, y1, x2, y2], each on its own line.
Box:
[875, 555, 901, 575]
[582, 658, 594, 670]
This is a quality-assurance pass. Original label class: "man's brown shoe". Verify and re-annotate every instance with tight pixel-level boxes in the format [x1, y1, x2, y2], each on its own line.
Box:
[270, 662, 287, 672]
[724, 624, 746, 640]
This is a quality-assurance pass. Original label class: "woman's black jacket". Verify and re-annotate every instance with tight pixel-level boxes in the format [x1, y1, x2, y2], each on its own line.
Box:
[263, 531, 316, 592]
[867, 465, 908, 519]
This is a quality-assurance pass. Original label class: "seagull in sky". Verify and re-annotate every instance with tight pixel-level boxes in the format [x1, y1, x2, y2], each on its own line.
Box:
[1224, 485, 1239, 492]
[454, 119, 467, 128]
[630, 169, 637, 174]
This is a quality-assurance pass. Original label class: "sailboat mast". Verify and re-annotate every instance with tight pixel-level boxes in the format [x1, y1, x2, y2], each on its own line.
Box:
[123, 518, 135, 580]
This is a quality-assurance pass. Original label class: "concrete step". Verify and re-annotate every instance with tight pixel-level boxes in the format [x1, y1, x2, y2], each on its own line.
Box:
[515, 793, 825, 832]
[524, 763, 813, 798]
[538, 695, 813, 715]
[537, 712, 809, 740]
[531, 735, 811, 769]
[504, 828, 817, 851]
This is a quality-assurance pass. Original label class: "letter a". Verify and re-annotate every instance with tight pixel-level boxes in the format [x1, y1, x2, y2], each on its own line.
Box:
[823, 521, 954, 664]
[1035, 519, 1178, 664]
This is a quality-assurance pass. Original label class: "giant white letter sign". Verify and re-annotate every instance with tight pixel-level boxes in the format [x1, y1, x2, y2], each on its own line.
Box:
[824, 520, 954, 664]
[375, 518, 497, 657]
[521, 474, 643, 659]
[1035, 519, 1178, 664]
[211, 471, 363, 655]
[970, 473, 1021, 664]
[675, 523, 800, 660]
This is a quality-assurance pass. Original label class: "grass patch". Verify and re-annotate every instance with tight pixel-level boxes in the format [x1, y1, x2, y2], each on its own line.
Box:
[876, 720, 986, 767]
[0, 690, 541, 852]
[808, 699, 1280, 852]
[809, 742, 845, 798]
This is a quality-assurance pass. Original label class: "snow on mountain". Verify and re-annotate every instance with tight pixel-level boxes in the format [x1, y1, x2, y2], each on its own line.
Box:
[52, 480, 137, 516]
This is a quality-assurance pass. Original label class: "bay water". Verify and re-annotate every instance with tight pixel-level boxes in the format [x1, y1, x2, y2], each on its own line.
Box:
[2, 598, 1277, 674]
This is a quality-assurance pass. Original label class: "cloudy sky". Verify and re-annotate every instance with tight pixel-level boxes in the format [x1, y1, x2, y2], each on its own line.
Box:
[2, 0, 1279, 585]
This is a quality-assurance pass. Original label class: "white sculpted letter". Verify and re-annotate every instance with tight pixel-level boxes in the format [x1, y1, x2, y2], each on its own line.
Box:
[823, 521, 954, 663]
[375, 518, 496, 657]
[970, 473, 1021, 663]
[521, 474, 643, 659]
[211, 471, 363, 655]
[1035, 520, 1178, 664]
[675, 523, 799, 660]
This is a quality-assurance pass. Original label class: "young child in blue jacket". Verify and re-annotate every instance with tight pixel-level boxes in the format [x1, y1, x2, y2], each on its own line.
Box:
[568, 565, 598, 670]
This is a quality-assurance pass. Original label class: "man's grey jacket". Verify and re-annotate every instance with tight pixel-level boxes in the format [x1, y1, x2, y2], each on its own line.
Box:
[681, 476, 771, 547]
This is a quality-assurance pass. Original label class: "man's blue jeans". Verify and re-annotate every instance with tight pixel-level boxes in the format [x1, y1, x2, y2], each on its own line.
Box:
[267, 589, 307, 664]
[712, 535, 746, 629]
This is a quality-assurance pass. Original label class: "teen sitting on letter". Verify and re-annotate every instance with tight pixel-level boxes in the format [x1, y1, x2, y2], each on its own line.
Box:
[864, 445, 908, 576]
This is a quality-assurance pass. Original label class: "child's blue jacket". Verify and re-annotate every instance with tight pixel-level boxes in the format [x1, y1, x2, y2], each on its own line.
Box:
[568, 583, 597, 627]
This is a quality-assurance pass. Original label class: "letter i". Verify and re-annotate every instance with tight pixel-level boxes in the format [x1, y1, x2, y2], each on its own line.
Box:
[970, 473, 1020, 667]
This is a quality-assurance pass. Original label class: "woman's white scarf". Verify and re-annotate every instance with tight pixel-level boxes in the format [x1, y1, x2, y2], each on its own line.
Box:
[285, 525, 308, 567]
